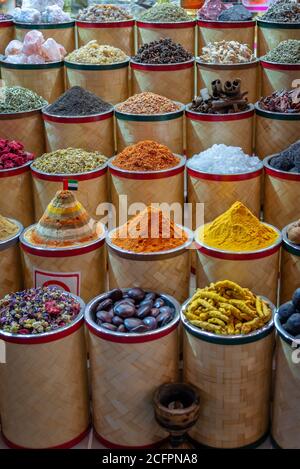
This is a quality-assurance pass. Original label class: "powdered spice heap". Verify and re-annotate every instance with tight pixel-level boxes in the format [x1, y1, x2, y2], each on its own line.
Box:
[0, 215, 19, 241]
[45, 86, 112, 116]
[116, 92, 180, 114]
[111, 206, 188, 253]
[113, 141, 180, 171]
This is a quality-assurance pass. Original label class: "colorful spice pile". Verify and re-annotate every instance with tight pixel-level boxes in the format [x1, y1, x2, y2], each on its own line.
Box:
[269, 140, 300, 173]
[278, 288, 300, 338]
[45, 87, 112, 116]
[13, 0, 71, 23]
[0, 138, 34, 169]
[4, 30, 66, 64]
[287, 220, 300, 245]
[198, 0, 227, 20]
[0, 287, 81, 335]
[0, 13, 12, 20]
[184, 280, 272, 335]
[92, 288, 175, 333]
[116, 92, 180, 114]
[189, 144, 262, 174]
[261, 0, 300, 23]
[77, 4, 132, 22]
[258, 89, 300, 113]
[113, 141, 179, 171]
[200, 40, 254, 63]
[198, 0, 252, 21]
[66, 41, 128, 64]
[0, 214, 19, 241]
[197, 201, 278, 251]
[25, 190, 100, 247]
[189, 79, 249, 114]
[111, 206, 188, 253]
[218, 5, 252, 21]
[32, 148, 107, 174]
[140, 3, 190, 22]
[263, 40, 300, 63]
[133, 38, 193, 64]
[0, 86, 47, 113]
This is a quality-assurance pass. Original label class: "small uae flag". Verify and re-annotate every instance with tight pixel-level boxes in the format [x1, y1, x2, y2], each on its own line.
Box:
[63, 179, 78, 191]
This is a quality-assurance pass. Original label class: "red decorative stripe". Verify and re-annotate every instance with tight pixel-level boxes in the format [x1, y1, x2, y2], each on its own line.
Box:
[42, 111, 113, 123]
[0, 164, 31, 178]
[136, 20, 196, 29]
[95, 430, 167, 449]
[31, 165, 107, 181]
[186, 109, 254, 121]
[0, 21, 13, 27]
[109, 165, 184, 179]
[0, 318, 83, 344]
[131, 61, 194, 71]
[265, 166, 300, 181]
[197, 19, 255, 28]
[187, 167, 262, 181]
[86, 320, 178, 343]
[195, 242, 281, 260]
[260, 60, 300, 71]
[1, 426, 90, 449]
[21, 238, 105, 257]
[76, 20, 134, 28]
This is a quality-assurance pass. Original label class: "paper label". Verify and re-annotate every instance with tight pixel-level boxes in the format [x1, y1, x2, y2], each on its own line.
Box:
[34, 269, 80, 295]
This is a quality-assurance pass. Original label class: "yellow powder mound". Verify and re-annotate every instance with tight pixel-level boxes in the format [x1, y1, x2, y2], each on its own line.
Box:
[0, 215, 18, 241]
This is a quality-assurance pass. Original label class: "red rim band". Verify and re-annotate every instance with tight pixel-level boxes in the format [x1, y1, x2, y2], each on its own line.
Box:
[186, 109, 254, 121]
[136, 20, 196, 29]
[76, 20, 134, 28]
[31, 166, 107, 181]
[131, 61, 194, 71]
[109, 165, 184, 179]
[42, 111, 113, 123]
[0, 21, 13, 27]
[265, 166, 300, 181]
[187, 167, 262, 181]
[260, 60, 300, 71]
[95, 430, 167, 449]
[21, 237, 105, 257]
[196, 242, 281, 260]
[197, 20, 255, 28]
[0, 164, 31, 178]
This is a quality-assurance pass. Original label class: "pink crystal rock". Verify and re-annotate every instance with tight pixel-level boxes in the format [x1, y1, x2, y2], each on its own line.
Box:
[27, 54, 46, 64]
[41, 38, 65, 62]
[5, 40, 23, 56]
[22, 29, 44, 55]
[5, 54, 28, 64]
[198, 0, 228, 20]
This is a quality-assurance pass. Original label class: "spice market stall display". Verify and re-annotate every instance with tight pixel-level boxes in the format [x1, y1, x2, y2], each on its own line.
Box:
[85, 288, 180, 448]
[182, 281, 275, 448]
[107, 207, 193, 303]
[115, 93, 184, 154]
[0, 287, 89, 449]
[20, 190, 107, 302]
[0, 216, 23, 299]
[185, 79, 254, 157]
[255, 89, 300, 158]
[280, 222, 300, 304]
[263, 141, 300, 230]
[0, 14, 14, 56]
[195, 202, 282, 304]
[76, 4, 135, 56]
[109, 142, 185, 225]
[131, 38, 194, 105]
[137, 3, 196, 55]
[42, 87, 114, 155]
[196, 41, 259, 104]
[64, 41, 129, 106]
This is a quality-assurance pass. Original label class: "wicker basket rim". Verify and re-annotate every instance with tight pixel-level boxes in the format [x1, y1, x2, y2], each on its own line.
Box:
[64, 58, 130, 67]
[259, 59, 300, 67]
[0, 218, 23, 251]
[263, 156, 300, 178]
[254, 102, 300, 118]
[0, 160, 32, 174]
[195, 58, 258, 67]
[274, 312, 297, 346]
[185, 102, 255, 117]
[0, 107, 45, 119]
[42, 106, 114, 119]
[257, 18, 300, 26]
[197, 18, 255, 24]
[14, 20, 75, 26]
[137, 19, 196, 24]
[282, 224, 300, 252]
[75, 18, 134, 24]
[109, 154, 186, 175]
[30, 160, 108, 178]
[130, 58, 195, 67]
[114, 100, 185, 117]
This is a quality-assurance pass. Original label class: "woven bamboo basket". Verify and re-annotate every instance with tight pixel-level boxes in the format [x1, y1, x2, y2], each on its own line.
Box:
[196, 59, 259, 104]
[20, 224, 107, 302]
[31, 163, 108, 221]
[0, 60, 65, 103]
[182, 299, 275, 448]
[185, 105, 254, 157]
[260, 60, 300, 96]
[280, 225, 300, 305]
[106, 227, 193, 303]
[255, 105, 300, 159]
[137, 20, 196, 54]
[65, 59, 129, 105]
[0, 162, 34, 227]
[115, 104, 184, 154]
[198, 19, 256, 50]
[14, 21, 76, 52]
[0, 295, 90, 449]
[42, 108, 114, 155]
[0, 109, 45, 157]
[85, 290, 180, 448]
[76, 20, 135, 56]
[195, 225, 282, 304]
[0, 19, 14, 55]
[109, 155, 185, 225]
[131, 59, 195, 105]
[0, 219, 23, 298]
[263, 156, 300, 230]
[257, 19, 300, 57]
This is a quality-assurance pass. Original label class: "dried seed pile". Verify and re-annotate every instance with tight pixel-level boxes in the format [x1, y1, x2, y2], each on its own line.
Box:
[261, 0, 300, 23]
[263, 40, 300, 63]
[140, 3, 190, 22]
[269, 140, 300, 172]
[77, 4, 132, 22]
[45, 86, 112, 116]
[200, 40, 254, 63]
[116, 92, 180, 114]
[133, 38, 193, 64]
[66, 41, 128, 64]
[32, 148, 108, 174]
[0, 86, 47, 113]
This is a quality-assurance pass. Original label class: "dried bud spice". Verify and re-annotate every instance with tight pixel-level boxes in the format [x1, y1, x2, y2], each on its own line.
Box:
[140, 4, 190, 22]
[263, 40, 300, 64]
[113, 141, 179, 171]
[77, 4, 132, 22]
[66, 41, 128, 64]
[261, 0, 300, 23]
[133, 38, 193, 64]
[0, 138, 34, 169]
[259, 89, 300, 113]
[0, 86, 47, 114]
[32, 148, 108, 174]
[200, 40, 254, 64]
[116, 92, 180, 114]
[269, 140, 300, 173]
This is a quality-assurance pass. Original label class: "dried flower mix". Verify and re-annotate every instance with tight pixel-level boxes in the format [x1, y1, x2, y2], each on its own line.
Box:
[269, 140, 300, 173]
[0, 215, 19, 241]
[262, 40, 300, 63]
[261, 0, 300, 23]
[0, 86, 47, 114]
[258, 89, 300, 113]
[66, 41, 128, 64]
[116, 92, 180, 114]
[45, 86, 112, 116]
[32, 148, 107, 174]
[200, 40, 254, 64]
[77, 4, 132, 22]
[140, 3, 190, 22]
[198, 0, 227, 20]
[133, 38, 193, 64]
[0, 138, 34, 169]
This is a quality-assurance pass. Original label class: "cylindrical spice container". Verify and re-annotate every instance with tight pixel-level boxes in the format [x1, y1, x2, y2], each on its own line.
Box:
[0, 219, 23, 298]
[263, 156, 300, 230]
[280, 225, 300, 305]
[14, 21, 76, 52]
[198, 19, 256, 50]
[182, 300, 274, 448]
[0, 109, 45, 157]
[42, 108, 114, 155]
[260, 60, 300, 96]
[196, 60, 259, 104]
[115, 104, 185, 155]
[76, 20, 135, 56]
[185, 105, 254, 157]
[107, 228, 193, 303]
[85, 290, 180, 448]
[0, 293, 90, 449]
[65, 59, 129, 105]
[257, 19, 300, 57]
[255, 105, 300, 158]
[0, 61, 65, 103]
[131, 59, 195, 105]
[272, 314, 300, 449]
[137, 20, 196, 54]
[0, 18, 14, 55]
[0, 162, 34, 227]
